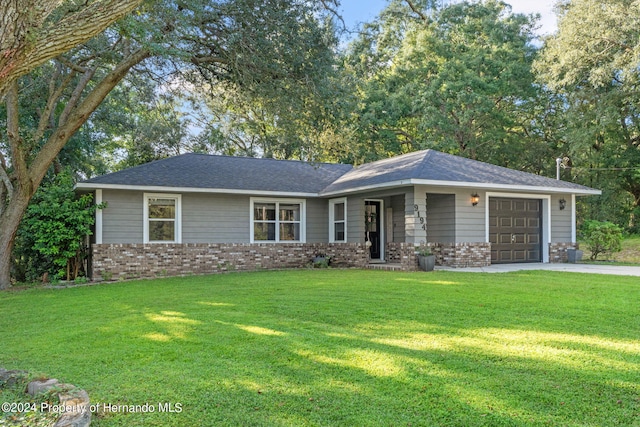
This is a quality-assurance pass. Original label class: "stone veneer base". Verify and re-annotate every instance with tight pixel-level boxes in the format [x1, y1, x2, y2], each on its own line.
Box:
[386, 242, 492, 270]
[93, 241, 577, 280]
[549, 242, 579, 263]
[92, 243, 369, 281]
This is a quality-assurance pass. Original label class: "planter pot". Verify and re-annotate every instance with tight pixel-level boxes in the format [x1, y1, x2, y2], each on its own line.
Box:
[566, 249, 583, 263]
[418, 255, 436, 271]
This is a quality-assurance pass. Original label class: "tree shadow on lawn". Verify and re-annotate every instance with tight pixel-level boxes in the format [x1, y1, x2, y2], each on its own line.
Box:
[170, 313, 638, 427]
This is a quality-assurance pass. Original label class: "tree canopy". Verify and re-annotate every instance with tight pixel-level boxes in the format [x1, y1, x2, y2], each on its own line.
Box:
[0, 0, 340, 288]
[342, 0, 543, 165]
[535, 0, 640, 228]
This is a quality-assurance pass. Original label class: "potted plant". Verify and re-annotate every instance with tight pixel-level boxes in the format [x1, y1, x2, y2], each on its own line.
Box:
[417, 248, 435, 271]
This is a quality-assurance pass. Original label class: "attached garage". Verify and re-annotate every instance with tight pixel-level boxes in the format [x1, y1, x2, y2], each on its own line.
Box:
[489, 197, 543, 264]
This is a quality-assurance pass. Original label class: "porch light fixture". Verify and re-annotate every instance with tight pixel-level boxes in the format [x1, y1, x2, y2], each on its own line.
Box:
[559, 198, 566, 210]
[471, 193, 479, 206]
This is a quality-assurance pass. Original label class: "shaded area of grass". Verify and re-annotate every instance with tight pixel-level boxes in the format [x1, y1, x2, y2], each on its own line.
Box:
[1, 270, 639, 426]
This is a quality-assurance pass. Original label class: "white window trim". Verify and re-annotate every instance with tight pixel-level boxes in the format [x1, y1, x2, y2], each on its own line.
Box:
[329, 197, 347, 243]
[250, 197, 306, 243]
[143, 193, 182, 243]
[95, 189, 103, 244]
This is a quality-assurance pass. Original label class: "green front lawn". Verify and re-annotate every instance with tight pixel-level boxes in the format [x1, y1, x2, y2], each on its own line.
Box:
[1, 270, 639, 426]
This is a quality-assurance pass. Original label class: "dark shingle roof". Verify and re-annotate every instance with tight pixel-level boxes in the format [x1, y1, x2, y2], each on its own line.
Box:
[80, 153, 353, 194]
[320, 150, 599, 195]
[78, 150, 599, 195]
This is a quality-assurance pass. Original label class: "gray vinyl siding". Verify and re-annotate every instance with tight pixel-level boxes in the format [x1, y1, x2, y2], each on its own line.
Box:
[416, 186, 486, 243]
[102, 190, 143, 243]
[454, 191, 486, 242]
[426, 193, 455, 243]
[551, 194, 573, 241]
[306, 198, 328, 243]
[390, 195, 405, 243]
[100, 190, 319, 244]
[182, 193, 249, 243]
[346, 195, 365, 242]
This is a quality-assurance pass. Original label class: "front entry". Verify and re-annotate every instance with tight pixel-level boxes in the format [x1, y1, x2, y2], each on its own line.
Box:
[489, 197, 542, 264]
[365, 200, 381, 259]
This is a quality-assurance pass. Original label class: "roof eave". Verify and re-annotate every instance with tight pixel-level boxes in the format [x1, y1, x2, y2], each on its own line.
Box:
[74, 182, 320, 198]
[319, 179, 602, 197]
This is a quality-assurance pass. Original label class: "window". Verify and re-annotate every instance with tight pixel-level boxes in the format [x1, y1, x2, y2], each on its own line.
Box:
[144, 194, 181, 243]
[251, 198, 305, 242]
[329, 198, 347, 242]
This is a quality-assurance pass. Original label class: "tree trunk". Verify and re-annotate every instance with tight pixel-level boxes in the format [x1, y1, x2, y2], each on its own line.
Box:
[0, 0, 143, 98]
[0, 49, 150, 289]
[0, 186, 31, 289]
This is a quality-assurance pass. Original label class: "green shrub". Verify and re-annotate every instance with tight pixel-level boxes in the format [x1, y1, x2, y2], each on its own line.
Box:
[581, 220, 623, 260]
[14, 171, 105, 281]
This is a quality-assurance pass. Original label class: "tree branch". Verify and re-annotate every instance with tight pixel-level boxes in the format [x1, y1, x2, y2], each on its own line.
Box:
[59, 65, 97, 126]
[5, 82, 29, 194]
[404, 0, 429, 23]
[29, 48, 151, 185]
[35, 64, 75, 142]
[0, 0, 143, 98]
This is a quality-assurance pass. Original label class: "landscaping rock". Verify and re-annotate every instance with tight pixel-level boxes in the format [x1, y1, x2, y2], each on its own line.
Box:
[27, 378, 60, 396]
[0, 367, 91, 427]
[55, 387, 91, 427]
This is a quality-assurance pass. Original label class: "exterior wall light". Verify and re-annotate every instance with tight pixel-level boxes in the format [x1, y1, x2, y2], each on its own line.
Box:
[471, 193, 480, 206]
[559, 198, 566, 210]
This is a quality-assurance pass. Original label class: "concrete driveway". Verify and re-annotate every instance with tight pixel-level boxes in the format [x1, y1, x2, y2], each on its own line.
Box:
[438, 263, 640, 276]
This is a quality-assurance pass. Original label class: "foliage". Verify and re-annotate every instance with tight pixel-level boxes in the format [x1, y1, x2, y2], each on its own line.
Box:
[535, 0, 640, 230]
[417, 247, 433, 256]
[0, 0, 341, 288]
[580, 220, 623, 260]
[343, 0, 542, 164]
[14, 172, 104, 281]
[0, 270, 638, 426]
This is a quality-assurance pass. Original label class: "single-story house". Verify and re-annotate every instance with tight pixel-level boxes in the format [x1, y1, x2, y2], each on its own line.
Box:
[76, 149, 600, 280]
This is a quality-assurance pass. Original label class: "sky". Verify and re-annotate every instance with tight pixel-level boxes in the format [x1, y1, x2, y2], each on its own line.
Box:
[338, 0, 558, 37]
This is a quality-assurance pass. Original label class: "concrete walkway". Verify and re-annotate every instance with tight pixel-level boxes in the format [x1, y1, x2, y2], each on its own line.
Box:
[438, 263, 640, 276]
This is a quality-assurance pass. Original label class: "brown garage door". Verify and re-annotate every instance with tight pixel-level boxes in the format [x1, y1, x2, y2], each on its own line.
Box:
[489, 197, 542, 264]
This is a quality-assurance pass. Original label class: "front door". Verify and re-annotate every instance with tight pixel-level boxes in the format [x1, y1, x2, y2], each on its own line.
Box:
[365, 201, 381, 259]
[489, 197, 542, 264]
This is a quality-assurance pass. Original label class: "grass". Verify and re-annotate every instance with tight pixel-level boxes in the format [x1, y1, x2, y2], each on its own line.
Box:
[0, 269, 639, 426]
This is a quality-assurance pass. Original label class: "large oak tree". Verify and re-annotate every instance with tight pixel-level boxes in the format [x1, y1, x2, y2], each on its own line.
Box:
[535, 0, 640, 227]
[0, 0, 339, 288]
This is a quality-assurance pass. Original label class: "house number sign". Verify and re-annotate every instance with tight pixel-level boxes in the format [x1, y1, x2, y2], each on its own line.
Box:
[414, 196, 427, 231]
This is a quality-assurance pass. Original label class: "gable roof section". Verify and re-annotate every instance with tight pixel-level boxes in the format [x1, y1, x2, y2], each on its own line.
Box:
[320, 150, 600, 196]
[77, 153, 353, 196]
[77, 149, 600, 196]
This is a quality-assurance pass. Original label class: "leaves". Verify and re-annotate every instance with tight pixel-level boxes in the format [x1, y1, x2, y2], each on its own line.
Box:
[344, 0, 541, 163]
[17, 171, 104, 280]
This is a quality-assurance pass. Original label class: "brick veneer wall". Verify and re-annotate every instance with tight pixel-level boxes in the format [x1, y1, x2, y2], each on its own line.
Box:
[432, 242, 492, 268]
[91, 243, 368, 280]
[549, 242, 579, 263]
[386, 242, 492, 270]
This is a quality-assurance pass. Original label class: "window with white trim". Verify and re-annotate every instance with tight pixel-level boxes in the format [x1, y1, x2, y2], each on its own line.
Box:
[251, 199, 305, 242]
[329, 198, 347, 242]
[144, 194, 181, 243]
